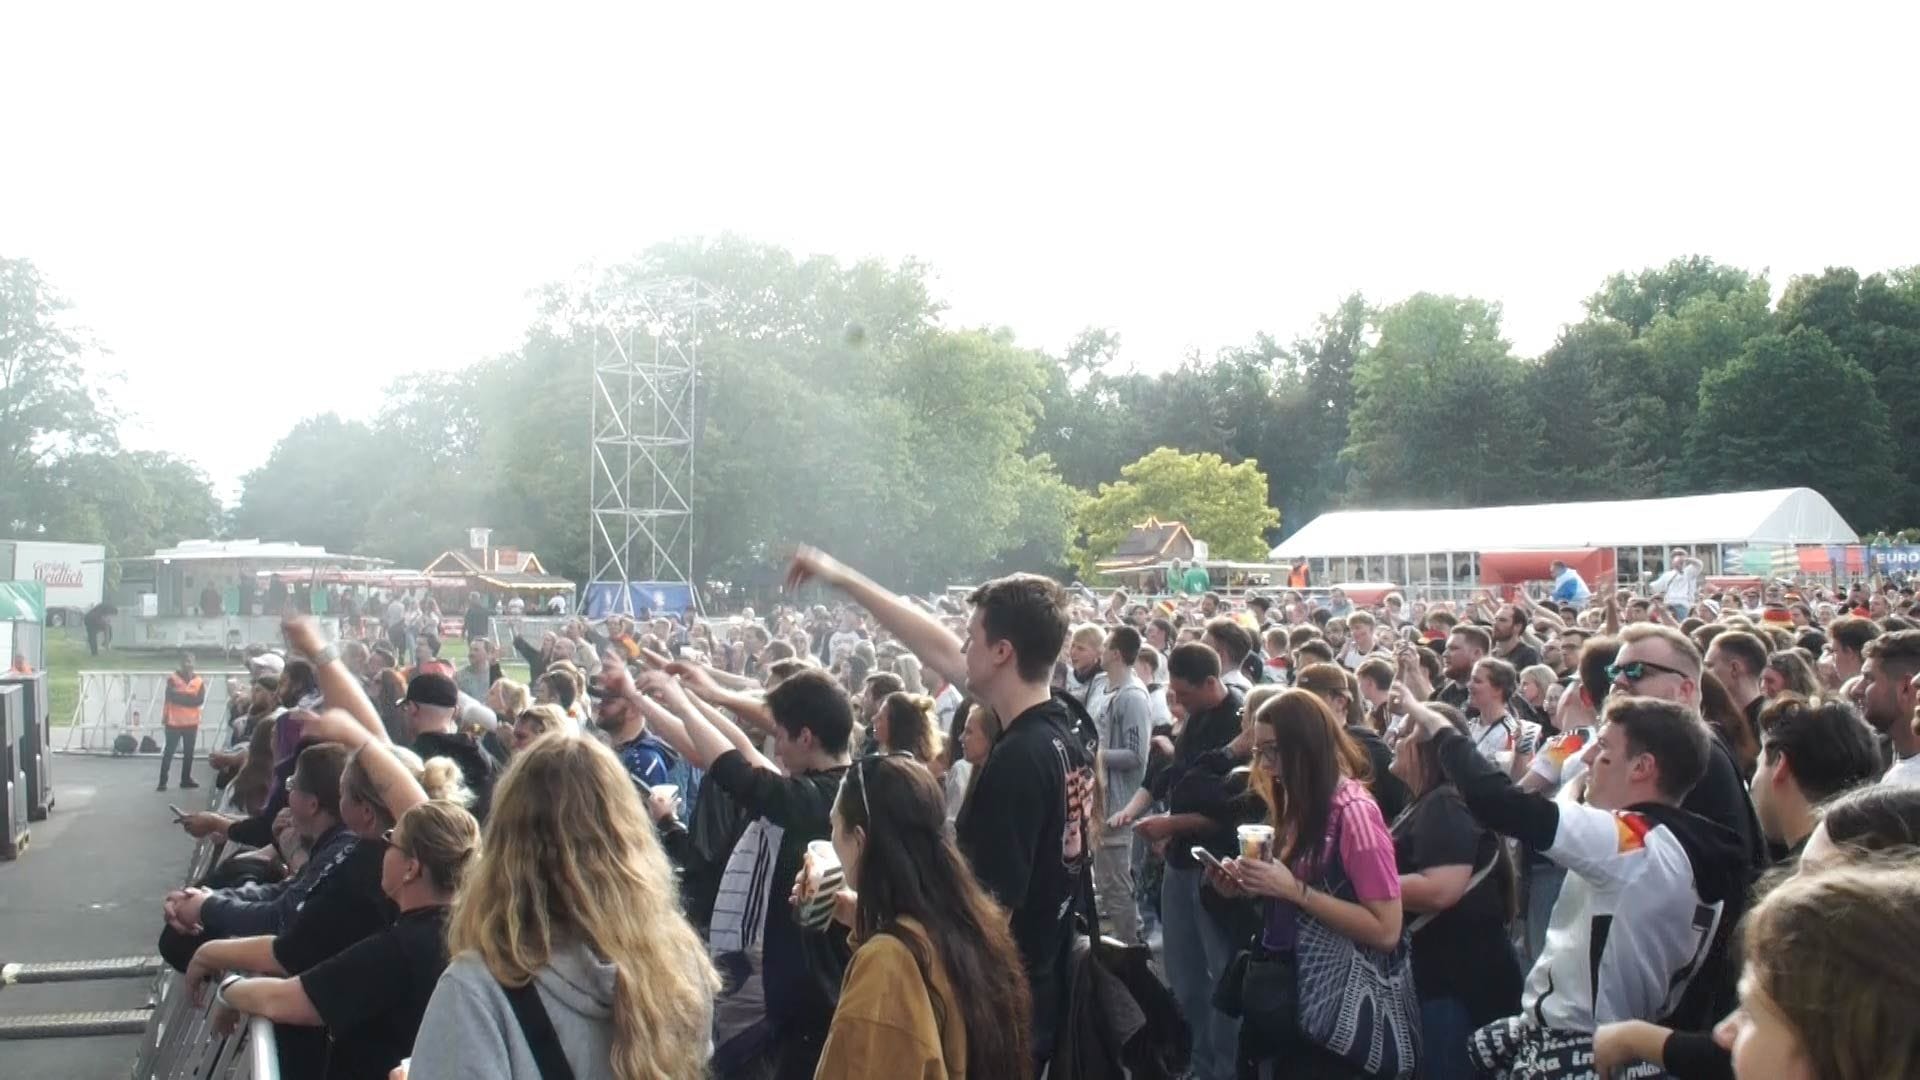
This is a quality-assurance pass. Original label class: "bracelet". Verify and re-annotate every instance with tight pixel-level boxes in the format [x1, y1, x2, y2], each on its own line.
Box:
[311, 644, 339, 668]
[214, 973, 245, 1009]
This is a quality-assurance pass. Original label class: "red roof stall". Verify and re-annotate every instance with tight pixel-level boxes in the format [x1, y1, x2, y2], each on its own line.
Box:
[1477, 549, 1615, 600]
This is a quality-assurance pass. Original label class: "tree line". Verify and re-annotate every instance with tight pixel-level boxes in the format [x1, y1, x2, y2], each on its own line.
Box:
[4, 245, 1916, 593]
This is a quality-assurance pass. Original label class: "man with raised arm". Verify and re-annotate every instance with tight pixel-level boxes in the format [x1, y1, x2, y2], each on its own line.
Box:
[785, 546, 1095, 1067]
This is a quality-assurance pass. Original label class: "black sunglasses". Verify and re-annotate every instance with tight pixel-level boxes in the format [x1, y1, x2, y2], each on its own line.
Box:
[1607, 659, 1695, 684]
[381, 827, 411, 858]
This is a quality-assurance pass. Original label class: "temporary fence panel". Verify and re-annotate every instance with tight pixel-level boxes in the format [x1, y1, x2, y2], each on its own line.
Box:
[60, 671, 241, 755]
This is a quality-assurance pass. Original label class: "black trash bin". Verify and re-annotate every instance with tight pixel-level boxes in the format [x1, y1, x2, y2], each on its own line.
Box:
[0, 684, 27, 858]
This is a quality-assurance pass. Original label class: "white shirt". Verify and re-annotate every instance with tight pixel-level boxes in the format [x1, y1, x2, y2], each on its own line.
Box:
[1884, 753, 1920, 787]
[1652, 563, 1701, 608]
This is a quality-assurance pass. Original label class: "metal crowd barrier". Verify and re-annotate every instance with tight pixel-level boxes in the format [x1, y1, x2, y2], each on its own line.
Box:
[131, 782, 279, 1080]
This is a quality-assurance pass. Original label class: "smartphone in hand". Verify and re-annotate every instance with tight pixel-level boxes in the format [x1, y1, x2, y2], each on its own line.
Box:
[1190, 845, 1227, 873]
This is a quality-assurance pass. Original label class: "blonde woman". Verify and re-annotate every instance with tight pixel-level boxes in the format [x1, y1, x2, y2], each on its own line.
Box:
[409, 735, 718, 1080]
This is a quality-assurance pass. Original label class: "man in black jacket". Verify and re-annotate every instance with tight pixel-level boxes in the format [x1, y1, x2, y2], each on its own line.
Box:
[786, 547, 1093, 1068]
[402, 673, 499, 821]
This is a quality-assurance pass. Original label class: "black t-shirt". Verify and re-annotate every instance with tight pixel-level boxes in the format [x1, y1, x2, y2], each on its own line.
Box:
[1145, 690, 1244, 871]
[412, 732, 500, 822]
[954, 692, 1094, 1054]
[1501, 642, 1543, 672]
[1392, 788, 1519, 1024]
[271, 836, 394, 977]
[706, 749, 850, 1039]
[1348, 724, 1410, 822]
[1144, 690, 1245, 807]
[300, 905, 450, 1080]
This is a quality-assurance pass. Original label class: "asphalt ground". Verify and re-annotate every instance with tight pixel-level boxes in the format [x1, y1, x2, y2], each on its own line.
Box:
[0, 753, 202, 1078]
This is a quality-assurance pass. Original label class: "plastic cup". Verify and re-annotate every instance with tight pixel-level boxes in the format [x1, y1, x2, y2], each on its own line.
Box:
[798, 840, 844, 929]
[1238, 824, 1275, 862]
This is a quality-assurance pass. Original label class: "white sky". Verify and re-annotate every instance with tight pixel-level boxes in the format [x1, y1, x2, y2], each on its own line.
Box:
[4, 3, 1916, 501]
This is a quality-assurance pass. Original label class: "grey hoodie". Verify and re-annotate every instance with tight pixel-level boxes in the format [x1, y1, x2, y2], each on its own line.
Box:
[409, 941, 642, 1080]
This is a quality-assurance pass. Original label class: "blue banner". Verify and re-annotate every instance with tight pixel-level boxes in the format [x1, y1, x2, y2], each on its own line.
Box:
[1870, 547, 1920, 574]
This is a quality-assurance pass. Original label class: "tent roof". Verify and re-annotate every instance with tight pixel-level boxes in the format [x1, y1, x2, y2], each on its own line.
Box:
[1269, 488, 1858, 560]
[107, 539, 388, 566]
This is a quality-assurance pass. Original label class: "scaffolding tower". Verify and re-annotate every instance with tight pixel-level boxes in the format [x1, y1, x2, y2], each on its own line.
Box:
[588, 276, 711, 616]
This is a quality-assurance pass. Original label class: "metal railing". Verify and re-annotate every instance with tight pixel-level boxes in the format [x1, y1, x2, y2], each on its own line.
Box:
[131, 781, 279, 1080]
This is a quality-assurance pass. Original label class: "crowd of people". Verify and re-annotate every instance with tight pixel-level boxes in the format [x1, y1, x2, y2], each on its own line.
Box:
[150, 546, 1920, 1079]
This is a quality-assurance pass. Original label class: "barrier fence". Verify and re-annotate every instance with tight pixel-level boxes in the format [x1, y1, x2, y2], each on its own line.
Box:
[131, 781, 279, 1080]
[60, 671, 241, 756]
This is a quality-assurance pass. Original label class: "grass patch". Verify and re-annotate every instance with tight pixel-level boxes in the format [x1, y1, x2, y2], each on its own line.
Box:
[42, 627, 527, 726]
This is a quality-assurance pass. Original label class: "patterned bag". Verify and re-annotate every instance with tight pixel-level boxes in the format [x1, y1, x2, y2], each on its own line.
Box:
[1293, 820, 1422, 1079]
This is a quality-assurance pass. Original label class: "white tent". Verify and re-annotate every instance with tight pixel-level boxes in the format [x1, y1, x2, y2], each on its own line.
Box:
[1270, 488, 1858, 560]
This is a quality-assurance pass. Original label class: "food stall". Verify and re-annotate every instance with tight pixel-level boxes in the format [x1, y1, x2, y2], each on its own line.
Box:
[104, 539, 388, 652]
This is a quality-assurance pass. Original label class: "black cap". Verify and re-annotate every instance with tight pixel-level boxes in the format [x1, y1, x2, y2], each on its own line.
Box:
[404, 672, 459, 709]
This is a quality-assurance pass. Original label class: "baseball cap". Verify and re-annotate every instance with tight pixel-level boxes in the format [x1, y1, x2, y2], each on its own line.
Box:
[248, 652, 286, 677]
[404, 672, 459, 709]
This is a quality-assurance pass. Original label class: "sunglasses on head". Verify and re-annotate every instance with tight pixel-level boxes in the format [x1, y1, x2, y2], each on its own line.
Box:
[846, 750, 916, 824]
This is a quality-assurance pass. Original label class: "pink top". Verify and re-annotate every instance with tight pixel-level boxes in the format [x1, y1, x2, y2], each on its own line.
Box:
[1261, 777, 1401, 950]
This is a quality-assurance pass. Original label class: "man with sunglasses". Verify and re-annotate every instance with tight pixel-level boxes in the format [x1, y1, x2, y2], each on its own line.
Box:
[1605, 624, 1769, 1032]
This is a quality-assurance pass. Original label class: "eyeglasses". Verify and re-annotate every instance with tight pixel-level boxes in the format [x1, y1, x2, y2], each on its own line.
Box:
[1607, 659, 1696, 684]
[381, 828, 411, 859]
[846, 750, 915, 823]
[1252, 742, 1281, 767]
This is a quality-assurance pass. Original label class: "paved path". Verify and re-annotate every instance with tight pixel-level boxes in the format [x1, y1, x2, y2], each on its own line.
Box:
[0, 753, 202, 1078]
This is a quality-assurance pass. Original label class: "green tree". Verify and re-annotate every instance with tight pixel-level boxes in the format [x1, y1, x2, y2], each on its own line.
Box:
[1683, 328, 1896, 529]
[0, 257, 116, 533]
[1073, 447, 1278, 579]
[232, 415, 394, 556]
[1586, 255, 1759, 337]
[29, 451, 220, 577]
[1776, 266, 1920, 519]
[1343, 294, 1537, 505]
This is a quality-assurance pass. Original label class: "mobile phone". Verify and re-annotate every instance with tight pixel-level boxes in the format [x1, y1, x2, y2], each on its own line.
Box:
[1189, 846, 1227, 873]
[168, 804, 187, 821]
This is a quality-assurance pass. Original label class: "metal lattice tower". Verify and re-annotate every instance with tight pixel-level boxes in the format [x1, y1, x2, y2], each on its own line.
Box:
[587, 276, 712, 616]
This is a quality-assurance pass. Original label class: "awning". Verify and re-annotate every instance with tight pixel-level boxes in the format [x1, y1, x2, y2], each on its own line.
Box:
[0, 581, 46, 622]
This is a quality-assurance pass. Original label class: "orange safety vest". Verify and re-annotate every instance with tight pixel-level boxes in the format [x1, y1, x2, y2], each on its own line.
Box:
[165, 673, 205, 730]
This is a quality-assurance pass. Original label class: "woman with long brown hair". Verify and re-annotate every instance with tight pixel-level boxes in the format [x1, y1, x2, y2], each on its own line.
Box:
[409, 735, 718, 1080]
[815, 754, 1032, 1078]
[1699, 671, 1760, 779]
[1386, 703, 1520, 1079]
[1210, 689, 1405, 1077]
[1293, 662, 1409, 821]
[873, 691, 942, 764]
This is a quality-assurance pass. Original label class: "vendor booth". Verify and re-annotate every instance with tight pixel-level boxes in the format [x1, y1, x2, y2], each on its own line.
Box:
[104, 539, 386, 652]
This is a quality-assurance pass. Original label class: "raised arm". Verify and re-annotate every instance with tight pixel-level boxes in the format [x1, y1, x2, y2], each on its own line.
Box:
[295, 710, 431, 820]
[787, 547, 967, 691]
[668, 661, 776, 735]
[283, 616, 384, 741]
